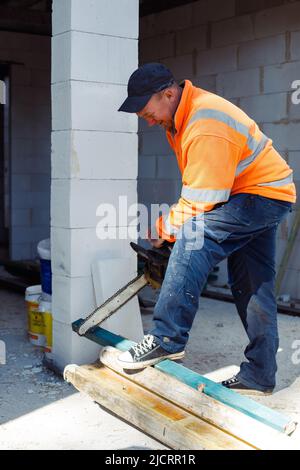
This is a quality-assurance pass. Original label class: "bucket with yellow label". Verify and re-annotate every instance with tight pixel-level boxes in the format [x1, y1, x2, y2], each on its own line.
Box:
[39, 299, 52, 357]
[25, 286, 45, 347]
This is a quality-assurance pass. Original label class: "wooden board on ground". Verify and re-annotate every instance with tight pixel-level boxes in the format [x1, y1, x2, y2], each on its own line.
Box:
[64, 362, 253, 450]
[99, 346, 298, 450]
[72, 319, 297, 436]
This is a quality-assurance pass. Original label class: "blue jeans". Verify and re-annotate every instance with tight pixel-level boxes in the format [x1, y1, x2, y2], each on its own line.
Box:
[150, 194, 292, 391]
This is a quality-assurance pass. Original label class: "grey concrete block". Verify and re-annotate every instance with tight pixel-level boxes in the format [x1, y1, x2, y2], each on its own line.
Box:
[139, 33, 175, 63]
[11, 175, 31, 192]
[212, 15, 254, 48]
[236, 0, 285, 16]
[254, 2, 300, 38]
[140, 4, 193, 38]
[163, 54, 194, 80]
[264, 62, 300, 93]
[263, 122, 300, 151]
[11, 226, 49, 245]
[176, 25, 207, 56]
[193, 75, 217, 92]
[30, 191, 50, 209]
[197, 46, 238, 76]
[140, 131, 172, 156]
[291, 31, 300, 60]
[192, 0, 235, 25]
[11, 191, 32, 210]
[138, 179, 181, 206]
[289, 91, 300, 120]
[138, 156, 156, 179]
[240, 93, 287, 123]
[11, 209, 31, 227]
[217, 68, 260, 98]
[31, 208, 50, 226]
[157, 155, 181, 180]
[10, 243, 32, 261]
[239, 35, 286, 69]
[30, 174, 51, 192]
[288, 151, 300, 180]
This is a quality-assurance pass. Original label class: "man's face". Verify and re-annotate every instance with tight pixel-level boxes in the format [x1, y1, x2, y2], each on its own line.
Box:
[137, 91, 174, 131]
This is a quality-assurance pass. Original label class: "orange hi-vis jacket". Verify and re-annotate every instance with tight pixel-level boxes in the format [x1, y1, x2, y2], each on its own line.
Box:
[156, 80, 296, 242]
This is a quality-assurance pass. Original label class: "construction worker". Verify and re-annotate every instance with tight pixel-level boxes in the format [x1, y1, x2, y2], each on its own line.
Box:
[117, 63, 296, 395]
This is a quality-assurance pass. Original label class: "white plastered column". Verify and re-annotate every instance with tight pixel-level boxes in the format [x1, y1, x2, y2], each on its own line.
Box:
[51, 0, 142, 370]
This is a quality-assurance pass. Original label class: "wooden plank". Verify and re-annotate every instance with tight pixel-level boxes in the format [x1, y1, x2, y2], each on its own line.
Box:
[72, 319, 296, 435]
[100, 346, 297, 450]
[64, 362, 253, 450]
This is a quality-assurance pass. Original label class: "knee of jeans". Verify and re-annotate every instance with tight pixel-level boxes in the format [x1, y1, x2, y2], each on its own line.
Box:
[184, 288, 199, 307]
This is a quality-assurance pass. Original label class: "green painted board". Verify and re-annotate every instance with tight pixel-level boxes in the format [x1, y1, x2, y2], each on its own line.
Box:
[72, 319, 293, 434]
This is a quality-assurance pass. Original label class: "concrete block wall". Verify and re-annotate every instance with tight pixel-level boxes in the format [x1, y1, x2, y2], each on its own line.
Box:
[51, 0, 140, 370]
[139, 0, 300, 297]
[0, 31, 51, 260]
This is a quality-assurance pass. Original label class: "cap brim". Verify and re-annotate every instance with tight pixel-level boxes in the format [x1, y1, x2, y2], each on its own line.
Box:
[118, 94, 152, 113]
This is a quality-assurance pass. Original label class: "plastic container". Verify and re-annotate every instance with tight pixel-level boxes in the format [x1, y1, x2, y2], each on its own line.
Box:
[37, 239, 52, 295]
[25, 285, 45, 347]
[25, 285, 42, 333]
[39, 299, 52, 358]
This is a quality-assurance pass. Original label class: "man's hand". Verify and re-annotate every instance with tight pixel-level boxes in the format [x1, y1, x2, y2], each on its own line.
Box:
[147, 228, 165, 248]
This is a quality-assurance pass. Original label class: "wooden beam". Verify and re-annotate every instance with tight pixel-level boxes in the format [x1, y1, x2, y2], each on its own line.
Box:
[72, 318, 297, 435]
[64, 362, 253, 450]
[100, 346, 298, 450]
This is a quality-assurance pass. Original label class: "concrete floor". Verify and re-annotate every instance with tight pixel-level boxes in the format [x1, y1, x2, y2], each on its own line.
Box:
[0, 287, 300, 449]
[0, 289, 166, 450]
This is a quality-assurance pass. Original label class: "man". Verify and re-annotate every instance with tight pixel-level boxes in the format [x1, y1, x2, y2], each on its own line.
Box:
[117, 63, 296, 395]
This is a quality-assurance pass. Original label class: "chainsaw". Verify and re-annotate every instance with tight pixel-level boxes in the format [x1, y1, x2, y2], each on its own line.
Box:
[77, 241, 173, 336]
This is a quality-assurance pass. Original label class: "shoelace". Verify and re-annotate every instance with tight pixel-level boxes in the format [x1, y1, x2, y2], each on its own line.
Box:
[224, 376, 238, 385]
[132, 335, 156, 358]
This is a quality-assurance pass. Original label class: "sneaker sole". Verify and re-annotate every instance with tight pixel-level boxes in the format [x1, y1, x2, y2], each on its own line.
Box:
[231, 388, 273, 396]
[118, 351, 185, 370]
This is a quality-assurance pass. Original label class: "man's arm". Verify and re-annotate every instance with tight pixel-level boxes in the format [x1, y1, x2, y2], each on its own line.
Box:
[155, 134, 241, 242]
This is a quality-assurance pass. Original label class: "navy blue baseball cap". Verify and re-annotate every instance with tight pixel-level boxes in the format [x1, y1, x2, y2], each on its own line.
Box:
[118, 63, 175, 113]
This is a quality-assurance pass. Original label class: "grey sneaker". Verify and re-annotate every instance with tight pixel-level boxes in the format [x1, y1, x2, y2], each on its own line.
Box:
[118, 334, 185, 369]
[221, 376, 273, 396]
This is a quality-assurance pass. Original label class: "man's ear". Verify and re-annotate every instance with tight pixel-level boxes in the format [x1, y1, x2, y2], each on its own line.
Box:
[164, 88, 174, 101]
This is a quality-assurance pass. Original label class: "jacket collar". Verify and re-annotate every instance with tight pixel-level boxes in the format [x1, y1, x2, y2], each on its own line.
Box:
[172, 80, 195, 134]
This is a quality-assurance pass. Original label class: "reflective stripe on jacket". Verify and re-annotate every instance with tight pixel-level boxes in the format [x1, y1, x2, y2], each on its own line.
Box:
[156, 80, 296, 241]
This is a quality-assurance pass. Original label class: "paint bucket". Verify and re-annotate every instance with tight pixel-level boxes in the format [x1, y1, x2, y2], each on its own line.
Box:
[25, 285, 45, 347]
[39, 298, 52, 358]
